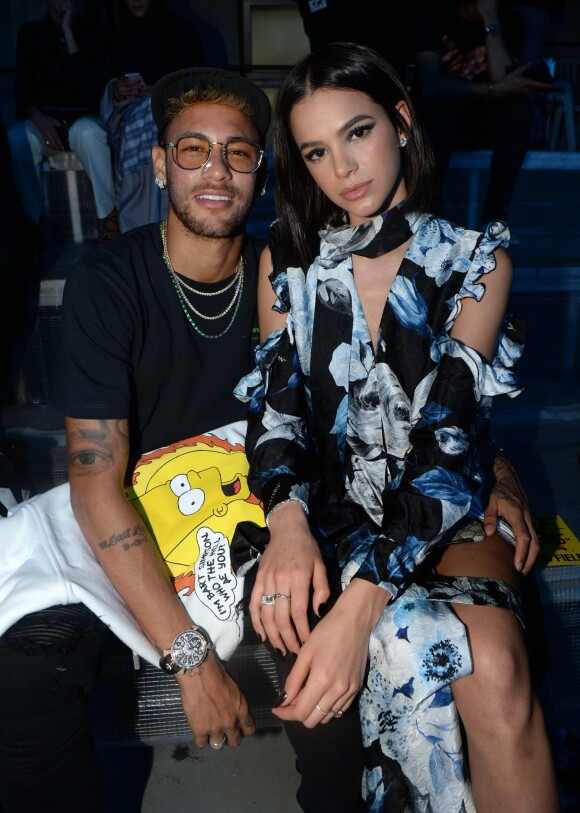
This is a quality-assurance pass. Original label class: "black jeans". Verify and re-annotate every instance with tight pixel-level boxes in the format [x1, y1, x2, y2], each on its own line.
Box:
[418, 92, 534, 223]
[0, 604, 111, 813]
[274, 651, 367, 813]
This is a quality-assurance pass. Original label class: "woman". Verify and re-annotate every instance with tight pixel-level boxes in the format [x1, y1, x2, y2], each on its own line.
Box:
[236, 43, 558, 812]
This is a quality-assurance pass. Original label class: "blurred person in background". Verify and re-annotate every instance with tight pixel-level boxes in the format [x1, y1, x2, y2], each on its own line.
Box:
[414, 0, 552, 232]
[8, 0, 117, 244]
[102, 0, 206, 232]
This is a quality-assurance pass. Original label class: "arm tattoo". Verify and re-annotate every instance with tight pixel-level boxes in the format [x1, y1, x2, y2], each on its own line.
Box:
[68, 419, 128, 475]
[98, 523, 147, 551]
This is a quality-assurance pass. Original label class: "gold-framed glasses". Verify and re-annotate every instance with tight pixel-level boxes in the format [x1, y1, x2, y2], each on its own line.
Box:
[162, 134, 264, 174]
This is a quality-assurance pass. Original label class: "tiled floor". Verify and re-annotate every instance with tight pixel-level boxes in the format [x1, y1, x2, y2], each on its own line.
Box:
[141, 732, 300, 813]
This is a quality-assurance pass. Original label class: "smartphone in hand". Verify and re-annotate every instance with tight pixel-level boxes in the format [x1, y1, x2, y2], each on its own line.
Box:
[124, 72, 145, 85]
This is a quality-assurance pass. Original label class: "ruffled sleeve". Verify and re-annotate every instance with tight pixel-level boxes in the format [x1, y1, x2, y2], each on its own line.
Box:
[234, 329, 313, 516]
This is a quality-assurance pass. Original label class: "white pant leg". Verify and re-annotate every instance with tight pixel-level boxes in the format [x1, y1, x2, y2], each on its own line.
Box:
[7, 120, 48, 224]
[68, 116, 115, 219]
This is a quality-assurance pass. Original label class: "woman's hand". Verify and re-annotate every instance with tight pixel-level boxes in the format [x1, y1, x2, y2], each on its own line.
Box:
[484, 450, 539, 574]
[249, 502, 330, 655]
[274, 579, 390, 727]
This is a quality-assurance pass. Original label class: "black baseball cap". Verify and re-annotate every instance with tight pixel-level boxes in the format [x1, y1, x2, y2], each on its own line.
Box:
[151, 67, 271, 144]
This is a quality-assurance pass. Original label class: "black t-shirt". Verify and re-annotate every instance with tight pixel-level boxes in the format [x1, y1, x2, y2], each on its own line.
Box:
[55, 224, 263, 460]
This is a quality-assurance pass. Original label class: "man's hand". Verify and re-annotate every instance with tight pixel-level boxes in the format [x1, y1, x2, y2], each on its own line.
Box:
[178, 654, 255, 748]
[249, 502, 330, 655]
[484, 450, 539, 574]
[30, 109, 66, 150]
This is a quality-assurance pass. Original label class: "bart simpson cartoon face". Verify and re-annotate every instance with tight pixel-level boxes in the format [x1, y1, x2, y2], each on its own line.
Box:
[125, 440, 262, 579]
[168, 466, 246, 520]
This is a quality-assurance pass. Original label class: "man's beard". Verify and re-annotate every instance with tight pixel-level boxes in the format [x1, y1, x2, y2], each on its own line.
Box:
[167, 177, 253, 239]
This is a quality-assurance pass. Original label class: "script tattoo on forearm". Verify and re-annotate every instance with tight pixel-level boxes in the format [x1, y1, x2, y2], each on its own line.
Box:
[98, 523, 147, 551]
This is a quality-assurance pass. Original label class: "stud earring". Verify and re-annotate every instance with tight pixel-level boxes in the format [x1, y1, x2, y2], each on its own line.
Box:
[399, 136, 408, 148]
[155, 177, 166, 189]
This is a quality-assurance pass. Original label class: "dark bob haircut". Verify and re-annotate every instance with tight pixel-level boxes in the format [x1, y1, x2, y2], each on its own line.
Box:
[273, 42, 437, 270]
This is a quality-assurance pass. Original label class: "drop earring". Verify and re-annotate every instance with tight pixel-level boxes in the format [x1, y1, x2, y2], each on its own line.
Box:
[155, 177, 166, 189]
[399, 135, 408, 148]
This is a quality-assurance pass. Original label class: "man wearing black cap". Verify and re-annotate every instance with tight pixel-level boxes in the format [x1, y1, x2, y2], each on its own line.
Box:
[0, 67, 270, 813]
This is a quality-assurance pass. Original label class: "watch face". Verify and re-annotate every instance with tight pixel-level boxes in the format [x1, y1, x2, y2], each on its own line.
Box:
[173, 629, 208, 669]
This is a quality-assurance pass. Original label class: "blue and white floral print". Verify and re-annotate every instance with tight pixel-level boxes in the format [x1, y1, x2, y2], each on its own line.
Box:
[237, 212, 525, 812]
[361, 584, 476, 813]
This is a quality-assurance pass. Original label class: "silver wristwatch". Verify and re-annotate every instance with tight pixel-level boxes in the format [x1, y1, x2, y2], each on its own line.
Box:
[159, 627, 212, 675]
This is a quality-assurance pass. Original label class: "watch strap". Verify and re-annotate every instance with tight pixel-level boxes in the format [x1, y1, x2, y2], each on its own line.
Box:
[159, 651, 185, 675]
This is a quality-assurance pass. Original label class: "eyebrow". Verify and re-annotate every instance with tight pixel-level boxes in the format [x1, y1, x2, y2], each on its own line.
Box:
[298, 114, 374, 151]
[167, 131, 254, 144]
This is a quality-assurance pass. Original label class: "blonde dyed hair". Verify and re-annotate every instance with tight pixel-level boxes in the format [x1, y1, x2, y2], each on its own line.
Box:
[162, 89, 255, 139]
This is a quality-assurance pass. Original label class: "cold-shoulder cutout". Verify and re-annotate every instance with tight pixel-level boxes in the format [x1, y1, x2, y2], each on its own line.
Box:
[258, 245, 286, 339]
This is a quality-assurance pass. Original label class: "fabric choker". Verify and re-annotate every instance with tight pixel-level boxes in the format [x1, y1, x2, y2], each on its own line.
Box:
[319, 202, 412, 264]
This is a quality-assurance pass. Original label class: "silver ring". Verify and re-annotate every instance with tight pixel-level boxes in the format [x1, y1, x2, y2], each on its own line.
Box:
[275, 593, 291, 602]
[315, 703, 331, 716]
[209, 737, 226, 750]
[333, 709, 344, 718]
[261, 594, 276, 606]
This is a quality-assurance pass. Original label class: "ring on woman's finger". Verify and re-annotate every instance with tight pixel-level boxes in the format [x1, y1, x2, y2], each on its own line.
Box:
[315, 703, 332, 716]
[274, 593, 291, 602]
[261, 594, 276, 606]
[333, 708, 344, 718]
[209, 737, 226, 750]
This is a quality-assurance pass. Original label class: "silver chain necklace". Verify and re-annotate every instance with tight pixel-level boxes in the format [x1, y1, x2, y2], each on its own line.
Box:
[176, 256, 242, 297]
[160, 221, 245, 339]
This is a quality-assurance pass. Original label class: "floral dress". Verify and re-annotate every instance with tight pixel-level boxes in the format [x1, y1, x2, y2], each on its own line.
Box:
[236, 209, 525, 812]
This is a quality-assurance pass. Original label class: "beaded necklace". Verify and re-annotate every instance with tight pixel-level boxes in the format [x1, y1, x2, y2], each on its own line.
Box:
[160, 221, 245, 340]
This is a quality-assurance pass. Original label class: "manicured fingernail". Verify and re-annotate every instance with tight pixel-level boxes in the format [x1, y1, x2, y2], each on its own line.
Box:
[256, 631, 264, 643]
[317, 602, 327, 617]
[275, 648, 286, 661]
[516, 561, 524, 572]
[273, 690, 287, 708]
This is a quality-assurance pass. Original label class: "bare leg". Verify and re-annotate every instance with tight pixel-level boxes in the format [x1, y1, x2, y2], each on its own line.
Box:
[436, 534, 559, 813]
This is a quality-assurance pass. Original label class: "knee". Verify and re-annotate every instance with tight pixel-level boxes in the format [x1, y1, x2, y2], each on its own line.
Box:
[8, 120, 32, 150]
[69, 117, 108, 150]
[463, 632, 534, 735]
